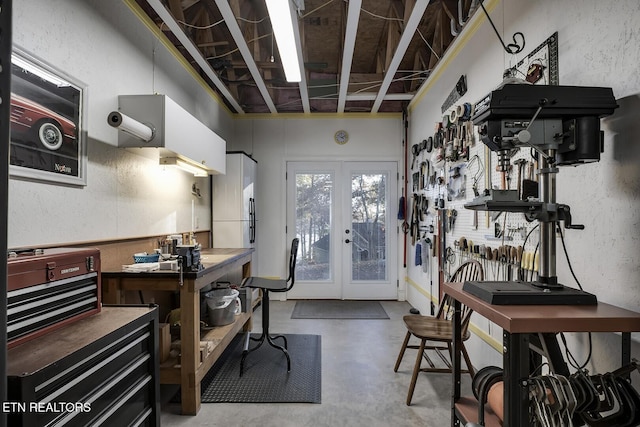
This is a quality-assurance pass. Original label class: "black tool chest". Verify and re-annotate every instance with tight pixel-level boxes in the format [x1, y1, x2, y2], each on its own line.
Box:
[7, 247, 102, 348]
[7, 305, 160, 427]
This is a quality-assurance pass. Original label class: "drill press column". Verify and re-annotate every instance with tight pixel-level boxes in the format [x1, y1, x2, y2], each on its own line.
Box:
[537, 149, 560, 288]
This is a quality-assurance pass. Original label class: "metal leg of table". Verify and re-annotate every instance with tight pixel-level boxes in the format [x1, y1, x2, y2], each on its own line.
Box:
[503, 332, 530, 427]
[451, 298, 462, 427]
[622, 332, 631, 366]
[529, 333, 570, 376]
[622, 332, 631, 374]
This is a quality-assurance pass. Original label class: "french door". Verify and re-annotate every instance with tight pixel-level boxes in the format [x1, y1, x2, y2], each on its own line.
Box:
[286, 161, 398, 299]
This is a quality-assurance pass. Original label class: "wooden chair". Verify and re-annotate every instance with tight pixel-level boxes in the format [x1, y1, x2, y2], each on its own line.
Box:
[394, 259, 484, 405]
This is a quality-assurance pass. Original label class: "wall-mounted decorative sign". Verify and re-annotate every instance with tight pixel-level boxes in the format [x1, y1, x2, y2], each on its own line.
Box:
[9, 46, 87, 186]
[513, 32, 559, 86]
[441, 75, 467, 114]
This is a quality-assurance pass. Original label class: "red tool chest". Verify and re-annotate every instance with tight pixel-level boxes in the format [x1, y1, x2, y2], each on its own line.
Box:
[7, 247, 101, 348]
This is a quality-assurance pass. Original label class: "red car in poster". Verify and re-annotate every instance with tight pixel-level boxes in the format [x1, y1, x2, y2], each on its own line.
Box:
[10, 93, 77, 152]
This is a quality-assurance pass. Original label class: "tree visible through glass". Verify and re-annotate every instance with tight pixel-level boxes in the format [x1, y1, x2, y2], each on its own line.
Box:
[351, 173, 387, 281]
[295, 173, 333, 281]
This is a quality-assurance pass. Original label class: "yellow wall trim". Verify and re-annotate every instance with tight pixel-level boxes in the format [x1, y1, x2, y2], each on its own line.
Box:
[468, 323, 502, 353]
[406, 276, 501, 353]
[405, 275, 438, 305]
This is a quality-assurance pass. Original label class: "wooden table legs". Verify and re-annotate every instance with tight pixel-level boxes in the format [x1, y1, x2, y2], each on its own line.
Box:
[180, 284, 200, 415]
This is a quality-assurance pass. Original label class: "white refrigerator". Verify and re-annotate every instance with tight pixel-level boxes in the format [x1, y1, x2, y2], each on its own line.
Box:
[211, 152, 257, 252]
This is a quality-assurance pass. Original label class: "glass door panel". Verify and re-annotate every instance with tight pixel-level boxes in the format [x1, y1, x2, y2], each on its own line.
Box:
[295, 172, 333, 281]
[342, 162, 397, 299]
[350, 172, 388, 282]
[286, 162, 341, 299]
[287, 161, 397, 299]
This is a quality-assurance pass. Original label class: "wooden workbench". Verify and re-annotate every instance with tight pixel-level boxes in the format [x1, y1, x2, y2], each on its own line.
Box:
[102, 248, 254, 415]
[444, 281, 640, 427]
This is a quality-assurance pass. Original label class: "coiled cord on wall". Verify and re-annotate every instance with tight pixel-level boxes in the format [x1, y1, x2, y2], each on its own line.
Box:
[479, 0, 526, 54]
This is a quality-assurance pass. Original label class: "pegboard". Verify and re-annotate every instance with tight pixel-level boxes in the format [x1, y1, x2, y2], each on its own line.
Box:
[408, 119, 541, 284]
[408, 105, 540, 345]
[408, 33, 565, 288]
[439, 143, 541, 283]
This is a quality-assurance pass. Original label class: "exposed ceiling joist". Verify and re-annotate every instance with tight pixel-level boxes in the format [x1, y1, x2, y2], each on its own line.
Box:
[384, 5, 401, 72]
[347, 92, 414, 101]
[214, 0, 277, 113]
[371, 0, 429, 113]
[292, 4, 311, 113]
[337, 0, 361, 113]
[135, 0, 477, 115]
[146, 0, 245, 113]
[167, 0, 185, 22]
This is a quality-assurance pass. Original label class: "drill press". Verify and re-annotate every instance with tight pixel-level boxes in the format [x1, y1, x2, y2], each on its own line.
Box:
[463, 83, 618, 305]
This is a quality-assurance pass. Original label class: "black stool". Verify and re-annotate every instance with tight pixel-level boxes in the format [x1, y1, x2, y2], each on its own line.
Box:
[240, 238, 299, 376]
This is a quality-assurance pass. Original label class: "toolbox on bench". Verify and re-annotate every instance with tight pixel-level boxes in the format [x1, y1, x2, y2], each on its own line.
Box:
[7, 247, 102, 348]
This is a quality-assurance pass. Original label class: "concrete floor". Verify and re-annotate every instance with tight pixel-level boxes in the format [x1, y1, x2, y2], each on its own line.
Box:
[161, 300, 471, 427]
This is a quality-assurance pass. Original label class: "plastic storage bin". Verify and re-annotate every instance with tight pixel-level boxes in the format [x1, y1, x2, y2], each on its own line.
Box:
[133, 253, 160, 263]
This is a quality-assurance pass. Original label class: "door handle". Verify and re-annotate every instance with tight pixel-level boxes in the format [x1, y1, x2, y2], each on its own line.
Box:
[345, 239, 351, 244]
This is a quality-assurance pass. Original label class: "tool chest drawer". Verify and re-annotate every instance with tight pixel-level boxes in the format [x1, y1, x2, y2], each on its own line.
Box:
[7, 247, 102, 348]
[7, 305, 160, 427]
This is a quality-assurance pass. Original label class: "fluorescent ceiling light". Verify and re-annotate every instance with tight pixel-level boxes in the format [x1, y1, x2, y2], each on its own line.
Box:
[11, 54, 70, 87]
[160, 157, 208, 177]
[266, 0, 301, 83]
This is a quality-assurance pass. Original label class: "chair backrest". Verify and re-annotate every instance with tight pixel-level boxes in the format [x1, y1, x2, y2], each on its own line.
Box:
[283, 238, 299, 291]
[436, 260, 483, 333]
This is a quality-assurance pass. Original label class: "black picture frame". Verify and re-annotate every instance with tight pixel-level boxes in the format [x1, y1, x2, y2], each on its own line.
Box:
[9, 46, 87, 186]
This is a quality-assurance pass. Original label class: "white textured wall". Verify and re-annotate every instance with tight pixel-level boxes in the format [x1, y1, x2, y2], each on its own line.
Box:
[9, 0, 233, 247]
[9, 0, 639, 376]
[408, 0, 640, 372]
[230, 116, 403, 281]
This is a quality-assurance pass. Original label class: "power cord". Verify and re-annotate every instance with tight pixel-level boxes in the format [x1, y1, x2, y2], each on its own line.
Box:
[557, 223, 593, 370]
[557, 223, 583, 291]
[519, 223, 538, 280]
[479, 0, 526, 54]
[522, 223, 539, 248]
[560, 330, 592, 371]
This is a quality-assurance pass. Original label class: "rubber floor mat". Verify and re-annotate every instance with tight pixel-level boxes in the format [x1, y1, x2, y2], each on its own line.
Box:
[199, 333, 321, 403]
[291, 300, 389, 319]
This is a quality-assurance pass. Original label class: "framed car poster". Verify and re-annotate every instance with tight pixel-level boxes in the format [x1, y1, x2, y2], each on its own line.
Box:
[9, 46, 87, 186]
